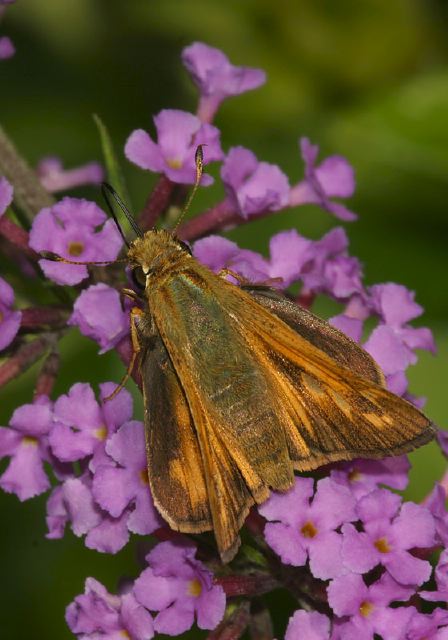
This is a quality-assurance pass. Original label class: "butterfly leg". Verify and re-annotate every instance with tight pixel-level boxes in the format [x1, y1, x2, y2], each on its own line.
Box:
[218, 269, 283, 288]
[122, 288, 140, 302]
[103, 306, 144, 401]
[218, 268, 250, 284]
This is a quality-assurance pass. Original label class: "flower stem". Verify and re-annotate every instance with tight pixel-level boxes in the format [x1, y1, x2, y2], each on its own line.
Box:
[0, 125, 54, 223]
[138, 175, 175, 231]
[0, 215, 38, 259]
[215, 574, 278, 598]
[178, 199, 236, 241]
[34, 349, 60, 398]
[206, 601, 250, 640]
[0, 333, 59, 388]
[21, 307, 68, 330]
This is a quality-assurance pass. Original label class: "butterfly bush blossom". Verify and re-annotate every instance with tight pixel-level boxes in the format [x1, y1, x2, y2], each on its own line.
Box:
[0, 41, 446, 640]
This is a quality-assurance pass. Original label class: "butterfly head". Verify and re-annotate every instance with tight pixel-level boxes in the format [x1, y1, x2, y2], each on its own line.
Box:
[127, 229, 192, 290]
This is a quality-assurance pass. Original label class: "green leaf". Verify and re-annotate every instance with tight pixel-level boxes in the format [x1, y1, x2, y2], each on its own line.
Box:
[93, 114, 132, 209]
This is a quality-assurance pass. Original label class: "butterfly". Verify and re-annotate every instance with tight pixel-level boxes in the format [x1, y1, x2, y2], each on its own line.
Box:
[45, 149, 435, 563]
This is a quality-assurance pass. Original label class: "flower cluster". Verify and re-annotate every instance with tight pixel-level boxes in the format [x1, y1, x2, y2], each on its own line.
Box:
[0, 41, 446, 640]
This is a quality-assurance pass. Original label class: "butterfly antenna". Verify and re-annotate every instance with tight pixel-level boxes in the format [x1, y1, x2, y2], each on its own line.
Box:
[101, 183, 144, 246]
[172, 145, 204, 234]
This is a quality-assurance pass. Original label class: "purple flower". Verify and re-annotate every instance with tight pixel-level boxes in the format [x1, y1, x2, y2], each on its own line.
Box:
[259, 477, 356, 579]
[46, 473, 132, 554]
[0, 36, 14, 59]
[420, 548, 448, 602]
[193, 235, 269, 283]
[369, 283, 423, 326]
[182, 42, 266, 122]
[49, 382, 133, 468]
[0, 176, 13, 215]
[29, 197, 123, 286]
[69, 284, 129, 353]
[193, 229, 312, 288]
[266, 229, 313, 288]
[0, 276, 22, 351]
[341, 489, 435, 585]
[424, 484, 448, 547]
[364, 284, 435, 394]
[0, 396, 53, 500]
[92, 420, 162, 535]
[364, 325, 417, 378]
[330, 456, 410, 500]
[330, 294, 371, 341]
[125, 109, 223, 185]
[37, 157, 104, 192]
[133, 541, 226, 635]
[299, 227, 364, 299]
[327, 572, 415, 640]
[47, 476, 102, 539]
[66, 577, 154, 640]
[405, 608, 448, 640]
[221, 146, 290, 218]
[285, 610, 330, 640]
[329, 313, 364, 342]
[290, 137, 357, 221]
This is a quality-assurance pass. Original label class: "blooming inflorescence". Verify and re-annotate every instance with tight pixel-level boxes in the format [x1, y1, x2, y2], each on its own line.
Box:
[0, 41, 446, 639]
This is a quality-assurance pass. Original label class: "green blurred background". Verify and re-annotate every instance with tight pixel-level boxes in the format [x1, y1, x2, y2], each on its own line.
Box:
[1, 1, 447, 638]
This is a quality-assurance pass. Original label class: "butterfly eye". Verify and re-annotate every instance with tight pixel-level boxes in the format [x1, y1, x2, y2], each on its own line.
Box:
[132, 266, 147, 289]
[178, 240, 192, 256]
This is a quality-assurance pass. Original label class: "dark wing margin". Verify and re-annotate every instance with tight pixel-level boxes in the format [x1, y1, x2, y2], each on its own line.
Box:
[232, 292, 435, 468]
[141, 335, 212, 533]
[245, 286, 384, 385]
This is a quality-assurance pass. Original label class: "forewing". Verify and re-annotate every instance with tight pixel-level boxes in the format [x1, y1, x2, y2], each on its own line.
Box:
[149, 268, 294, 560]
[245, 286, 384, 385]
[141, 334, 212, 533]
[230, 288, 435, 468]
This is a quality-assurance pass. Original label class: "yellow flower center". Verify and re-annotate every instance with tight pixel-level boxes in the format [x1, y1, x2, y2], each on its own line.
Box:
[359, 600, 374, 617]
[94, 426, 107, 441]
[348, 469, 362, 482]
[166, 157, 182, 169]
[119, 631, 130, 639]
[0, 310, 3, 323]
[374, 537, 391, 553]
[140, 468, 149, 485]
[67, 241, 85, 257]
[300, 521, 318, 539]
[22, 436, 38, 446]
[187, 578, 202, 597]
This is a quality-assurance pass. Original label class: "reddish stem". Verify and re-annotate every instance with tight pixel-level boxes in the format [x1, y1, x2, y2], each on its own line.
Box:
[177, 199, 236, 241]
[0, 334, 56, 388]
[215, 574, 278, 598]
[138, 175, 175, 231]
[0, 216, 38, 259]
[152, 526, 186, 543]
[21, 307, 68, 329]
[245, 509, 266, 538]
[206, 601, 250, 640]
[296, 290, 315, 310]
[178, 199, 298, 242]
[34, 349, 60, 398]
